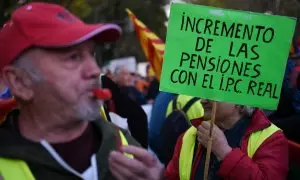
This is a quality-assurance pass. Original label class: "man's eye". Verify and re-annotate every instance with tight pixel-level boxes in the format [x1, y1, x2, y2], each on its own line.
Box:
[90, 50, 96, 57]
[68, 52, 81, 61]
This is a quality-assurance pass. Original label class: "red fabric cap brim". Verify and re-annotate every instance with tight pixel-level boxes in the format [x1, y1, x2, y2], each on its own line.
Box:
[35, 23, 122, 47]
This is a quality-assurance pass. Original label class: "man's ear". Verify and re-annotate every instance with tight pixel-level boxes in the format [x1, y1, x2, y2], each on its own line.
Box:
[1, 66, 34, 101]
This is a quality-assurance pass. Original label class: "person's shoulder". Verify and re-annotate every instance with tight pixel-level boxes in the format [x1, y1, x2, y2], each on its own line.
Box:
[269, 128, 287, 143]
[258, 126, 288, 152]
[119, 128, 141, 147]
[249, 110, 272, 130]
[92, 119, 140, 147]
[93, 119, 120, 135]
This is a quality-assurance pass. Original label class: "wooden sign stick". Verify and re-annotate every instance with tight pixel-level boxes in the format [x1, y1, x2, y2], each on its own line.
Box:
[203, 101, 217, 180]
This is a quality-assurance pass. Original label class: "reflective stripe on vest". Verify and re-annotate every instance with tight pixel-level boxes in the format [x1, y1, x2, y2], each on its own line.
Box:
[179, 127, 197, 180]
[0, 130, 130, 180]
[119, 131, 133, 158]
[247, 124, 280, 158]
[179, 123, 280, 180]
[0, 158, 35, 180]
[166, 95, 204, 121]
[100, 106, 108, 121]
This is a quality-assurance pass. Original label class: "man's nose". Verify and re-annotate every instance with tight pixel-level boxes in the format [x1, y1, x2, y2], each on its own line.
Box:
[83, 54, 101, 79]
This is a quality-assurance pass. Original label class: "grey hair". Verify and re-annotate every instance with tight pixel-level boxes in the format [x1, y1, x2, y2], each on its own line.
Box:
[114, 66, 129, 76]
[12, 54, 44, 83]
[243, 106, 255, 117]
[114, 67, 122, 75]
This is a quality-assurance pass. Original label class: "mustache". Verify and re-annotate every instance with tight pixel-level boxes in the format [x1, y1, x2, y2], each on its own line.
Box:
[85, 82, 102, 92]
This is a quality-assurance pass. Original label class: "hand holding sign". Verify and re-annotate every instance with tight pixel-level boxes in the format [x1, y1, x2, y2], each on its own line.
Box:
[197, 121, 232, 160]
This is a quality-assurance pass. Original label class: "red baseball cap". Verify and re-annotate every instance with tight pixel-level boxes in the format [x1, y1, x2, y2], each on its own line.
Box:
[0, 2, 122, 69]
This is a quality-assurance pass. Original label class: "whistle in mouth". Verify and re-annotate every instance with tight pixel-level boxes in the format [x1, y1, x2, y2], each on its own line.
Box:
[92, 88, 112, 101]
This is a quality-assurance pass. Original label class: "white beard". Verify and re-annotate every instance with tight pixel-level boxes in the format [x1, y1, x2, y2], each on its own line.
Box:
[75, 99, 103, 121]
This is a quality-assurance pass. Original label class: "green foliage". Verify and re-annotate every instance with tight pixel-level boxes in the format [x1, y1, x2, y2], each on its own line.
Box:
[185, 0, 300, 16]
[67, 0, 92, 19]
[184, 0, 300, 35]
[187, 0, 224, 8]
[0, 0, 93, 26]
[84, 0, 167, 63]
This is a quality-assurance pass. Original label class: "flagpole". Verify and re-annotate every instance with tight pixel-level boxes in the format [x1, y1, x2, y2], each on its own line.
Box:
[203, 101, 217, 180]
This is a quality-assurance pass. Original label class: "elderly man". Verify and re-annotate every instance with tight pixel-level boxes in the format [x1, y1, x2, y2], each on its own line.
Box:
[0, 2, 163, 180]
[114, 67, 133, 87]
[114, 66, 146, 105]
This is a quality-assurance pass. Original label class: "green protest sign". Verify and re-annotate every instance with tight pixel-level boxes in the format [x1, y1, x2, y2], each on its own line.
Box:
[160, 3, 296, 110]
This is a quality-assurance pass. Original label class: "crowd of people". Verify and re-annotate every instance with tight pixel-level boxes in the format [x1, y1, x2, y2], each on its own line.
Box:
[0, 2, 299, 180]
[106, 65, 159, 106]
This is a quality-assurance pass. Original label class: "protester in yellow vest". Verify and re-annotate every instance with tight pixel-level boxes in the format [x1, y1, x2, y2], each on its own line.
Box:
[159, 95, 204, 165]
[164, 99, 288, 180]
[165, 95, 204, 127]
[0, 2, 164, 180]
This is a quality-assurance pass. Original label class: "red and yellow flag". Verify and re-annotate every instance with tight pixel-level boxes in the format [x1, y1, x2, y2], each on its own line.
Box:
[126, 9, 164, 80]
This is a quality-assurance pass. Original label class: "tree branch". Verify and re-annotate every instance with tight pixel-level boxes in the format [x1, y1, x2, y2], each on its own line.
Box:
[292, 0, 300, 8]
[64, 0, 73, 9]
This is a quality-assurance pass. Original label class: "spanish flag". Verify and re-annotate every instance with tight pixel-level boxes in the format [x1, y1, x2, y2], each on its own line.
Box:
[126, 9, 164, 80]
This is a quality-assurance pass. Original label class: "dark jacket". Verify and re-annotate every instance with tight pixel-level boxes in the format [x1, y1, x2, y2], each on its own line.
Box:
[102, 75, 148, 148]
[0, 110, 139, 180]
[270, 59, 299, 119]
[146, 78, 159, 101]
[148, 92, 176, 161]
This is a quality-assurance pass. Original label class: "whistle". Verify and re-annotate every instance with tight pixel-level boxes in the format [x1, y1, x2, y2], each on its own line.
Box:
[92, 88, 112, 101]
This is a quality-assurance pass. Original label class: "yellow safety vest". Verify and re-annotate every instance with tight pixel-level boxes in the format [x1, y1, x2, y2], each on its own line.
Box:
[100, 106, 108, 121]
[0, 130, 130, 180]
[179, 123, 280, 180]
[166, 95, 204, 121]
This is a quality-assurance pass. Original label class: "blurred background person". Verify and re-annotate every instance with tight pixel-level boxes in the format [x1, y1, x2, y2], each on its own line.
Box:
[133, 73, 149, 97]
[269, 37, 300, 143]
[148, 92, 176, 160]
[114, 66, 146, 105]
[146, 65, 159, 104]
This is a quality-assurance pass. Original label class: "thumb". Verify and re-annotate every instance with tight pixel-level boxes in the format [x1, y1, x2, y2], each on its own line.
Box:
[122, 146, 158, 166]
